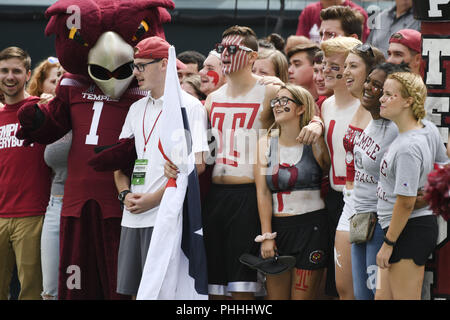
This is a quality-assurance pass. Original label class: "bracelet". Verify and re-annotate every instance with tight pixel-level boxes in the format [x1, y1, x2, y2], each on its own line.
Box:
[308, 118, 324, 131]
[383, 235, 396, 246]
[254, 232, 277, 243]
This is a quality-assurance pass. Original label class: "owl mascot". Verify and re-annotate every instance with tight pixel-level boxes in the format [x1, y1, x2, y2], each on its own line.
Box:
[16, 0, 175, 299]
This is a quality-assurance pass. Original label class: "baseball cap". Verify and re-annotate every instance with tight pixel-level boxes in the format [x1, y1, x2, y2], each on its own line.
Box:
[134, 36, 186, 70]
[389, 29, 422, 53]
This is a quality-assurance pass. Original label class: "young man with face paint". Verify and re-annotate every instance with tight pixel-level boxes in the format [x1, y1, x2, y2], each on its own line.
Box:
[198, 50, 226, 98]
[319, 36, 362, 299]
[0, 47, 52, 300]
[200, 26, 279, 300]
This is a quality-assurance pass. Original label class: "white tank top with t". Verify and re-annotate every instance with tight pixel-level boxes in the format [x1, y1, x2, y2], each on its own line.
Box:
[210, 82, 266, 180]
[321, 95, 359, 191]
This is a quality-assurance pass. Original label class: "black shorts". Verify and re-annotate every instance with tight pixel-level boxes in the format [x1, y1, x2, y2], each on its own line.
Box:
[202, 183, 261, 295]
[272, 209, 330, 270]
[384, 215, 438, 266]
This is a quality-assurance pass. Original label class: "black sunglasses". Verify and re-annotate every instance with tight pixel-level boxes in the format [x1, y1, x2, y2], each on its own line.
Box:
[215, 43, 253, 55]
[354, 43, 374, 57]
[89, 62, 134, 80]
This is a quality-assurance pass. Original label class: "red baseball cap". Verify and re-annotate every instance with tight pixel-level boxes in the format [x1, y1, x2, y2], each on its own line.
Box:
[134, 36, 186, 70]
[389, 29, 422, 53]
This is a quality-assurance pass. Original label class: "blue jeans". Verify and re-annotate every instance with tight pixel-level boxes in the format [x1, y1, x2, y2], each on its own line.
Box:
[41, 195, 63, 299]
[351, 222, 383, 300]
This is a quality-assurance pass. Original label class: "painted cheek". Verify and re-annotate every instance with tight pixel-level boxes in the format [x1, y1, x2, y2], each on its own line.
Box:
[207, 70, 220, 85]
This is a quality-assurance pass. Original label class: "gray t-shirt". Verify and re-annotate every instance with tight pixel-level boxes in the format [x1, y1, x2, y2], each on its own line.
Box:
[44, 131, 72, 196]
[366, 5, 420, 57]
[422, 119, 448, 165]
[376, 129, 434, 229]
[353, 119, 398, 214]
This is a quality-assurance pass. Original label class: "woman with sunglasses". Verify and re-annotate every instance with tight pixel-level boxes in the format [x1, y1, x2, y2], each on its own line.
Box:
[375, 72, 448, 299]
[28, 56, 64, 102]
[27, 57, 71, 300]
[319, 36, 361, 299]
[254, 84, 330, 300]
[337, 44, 385, 299]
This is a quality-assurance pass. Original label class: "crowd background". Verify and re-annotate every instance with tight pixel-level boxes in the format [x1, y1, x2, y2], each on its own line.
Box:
[0, 0, 449, 301]
[0, 0, 396, 69]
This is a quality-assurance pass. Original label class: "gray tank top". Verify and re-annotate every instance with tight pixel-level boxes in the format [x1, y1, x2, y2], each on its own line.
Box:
[44, 131, 72, 195]
[265, 136, 322, 193]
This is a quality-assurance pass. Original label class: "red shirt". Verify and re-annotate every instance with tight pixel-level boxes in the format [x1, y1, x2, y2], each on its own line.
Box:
[296, 1, 370, 42]
[0, 96, 51, 217]
[40, 74, 146, 219]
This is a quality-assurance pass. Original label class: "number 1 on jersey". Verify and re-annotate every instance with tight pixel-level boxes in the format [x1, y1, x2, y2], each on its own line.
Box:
[85, 101, 103, 145]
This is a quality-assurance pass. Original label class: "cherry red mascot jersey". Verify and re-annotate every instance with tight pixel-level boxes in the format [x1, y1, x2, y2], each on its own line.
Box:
[49, 74, 146, 219]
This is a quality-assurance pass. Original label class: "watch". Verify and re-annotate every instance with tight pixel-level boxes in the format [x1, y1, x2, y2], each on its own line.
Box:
[118, 190, 131, 204]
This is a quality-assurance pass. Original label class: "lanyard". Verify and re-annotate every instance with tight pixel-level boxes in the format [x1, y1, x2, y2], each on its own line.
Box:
[142, 100, 162, 153]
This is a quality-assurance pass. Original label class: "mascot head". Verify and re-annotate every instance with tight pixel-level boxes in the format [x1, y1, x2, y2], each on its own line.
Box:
[45, 0, 174, 99]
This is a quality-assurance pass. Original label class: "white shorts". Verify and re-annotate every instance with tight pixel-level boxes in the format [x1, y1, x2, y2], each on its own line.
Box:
[336, 187, 354, 232]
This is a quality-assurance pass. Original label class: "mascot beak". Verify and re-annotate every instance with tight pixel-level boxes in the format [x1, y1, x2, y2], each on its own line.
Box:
[88, 31, 134, 100]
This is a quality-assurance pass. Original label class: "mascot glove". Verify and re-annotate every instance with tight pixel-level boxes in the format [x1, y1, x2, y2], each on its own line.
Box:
[16, 103, 43, 146]
[87, 137, 137, 172]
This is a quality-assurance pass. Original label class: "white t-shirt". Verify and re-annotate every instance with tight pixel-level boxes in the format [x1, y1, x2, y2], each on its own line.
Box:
[321, 95, 359, 191]
[119, 91, 209, 228]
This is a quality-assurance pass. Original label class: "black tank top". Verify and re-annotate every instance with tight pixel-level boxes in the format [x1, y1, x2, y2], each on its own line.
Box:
[265, 136, 322, 193]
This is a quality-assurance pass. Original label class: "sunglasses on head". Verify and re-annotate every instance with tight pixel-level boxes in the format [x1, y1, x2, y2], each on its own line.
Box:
[215, 43, 254, 55]
[47, 56, 59, 64]
[354, 43, 374, 57]
[89, 62, 134, 81]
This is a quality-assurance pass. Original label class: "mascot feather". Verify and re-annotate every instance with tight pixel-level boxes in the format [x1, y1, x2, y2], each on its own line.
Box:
[16, 0, 175, 299]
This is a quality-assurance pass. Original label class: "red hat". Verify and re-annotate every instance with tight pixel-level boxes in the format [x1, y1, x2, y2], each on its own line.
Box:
[134, 36, 187, 70]
[389, 29, 422, 53]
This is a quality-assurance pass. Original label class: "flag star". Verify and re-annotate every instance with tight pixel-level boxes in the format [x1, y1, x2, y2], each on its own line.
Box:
[194, 228, 203, 236]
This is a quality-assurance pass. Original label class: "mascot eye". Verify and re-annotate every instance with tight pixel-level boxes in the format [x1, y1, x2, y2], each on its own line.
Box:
[68, 27, 89, 47]
[132, 20, 149, 41]
[89, 63, 133, 80]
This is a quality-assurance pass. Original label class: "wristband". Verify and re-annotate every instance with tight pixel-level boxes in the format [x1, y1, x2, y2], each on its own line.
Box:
[308, 118, 324, 131]
[383, 235, 396, 246]
[254, 232, 277, 243]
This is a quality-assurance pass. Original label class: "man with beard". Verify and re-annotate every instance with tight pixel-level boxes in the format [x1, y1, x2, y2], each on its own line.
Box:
[0, 47, 51, 300]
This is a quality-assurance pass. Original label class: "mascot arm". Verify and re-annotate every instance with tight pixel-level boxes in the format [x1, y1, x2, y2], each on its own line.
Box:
[87, 137, 137, 173]
[16, 86, 72, 146]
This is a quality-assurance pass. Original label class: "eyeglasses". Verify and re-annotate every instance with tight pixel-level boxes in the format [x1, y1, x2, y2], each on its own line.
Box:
[89, 62, 134, 80]
[270, 96, 298, 108]
[132, 58, 163, 72]
[215, 43, 254, 55]
[354, 44, 374, 57]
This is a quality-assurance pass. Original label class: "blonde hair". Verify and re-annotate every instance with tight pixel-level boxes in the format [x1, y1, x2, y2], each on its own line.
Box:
[269, 83, 316, 135]
[320, 37, 362, 57]
[27, 57, 61, 97]
[388, 72, 427, 121]
[256, 49, 289, 83]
